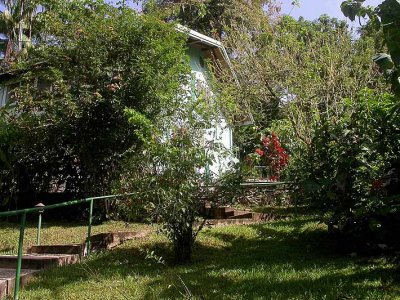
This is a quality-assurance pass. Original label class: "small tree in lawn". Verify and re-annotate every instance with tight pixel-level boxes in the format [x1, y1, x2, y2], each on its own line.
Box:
[122, 81, 224, 264]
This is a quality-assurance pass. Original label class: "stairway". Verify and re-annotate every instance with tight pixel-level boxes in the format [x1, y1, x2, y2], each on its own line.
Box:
[0, 268, 38, 299]
[202, 205, 266, 225]
[0, 252, 81, 299]
[0, 230, 151, 299]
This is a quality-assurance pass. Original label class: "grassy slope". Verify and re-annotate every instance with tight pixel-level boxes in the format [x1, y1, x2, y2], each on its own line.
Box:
[1, 215, 399, 299]
[0, 221, 150, 254]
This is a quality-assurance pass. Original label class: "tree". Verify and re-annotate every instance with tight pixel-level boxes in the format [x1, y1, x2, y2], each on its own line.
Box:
[0, 0, 189, 209]
[143, 0, 278, 38]
[264, 1, 400, 250]
[218, 14, 386, 163]
[0, 106, 11, 169]
[118, 58, 233, 263]
[0, 0, 38, 62]
[341, 0, 400, 96]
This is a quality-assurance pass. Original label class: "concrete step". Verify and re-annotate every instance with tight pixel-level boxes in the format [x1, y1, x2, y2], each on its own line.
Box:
[90, 230, 152, 252]
[203, 206, 262, 220]
[28, 244, 85, 256]
[206, 218, 256, 226]
[0, 268, 38, 299]
[225, 211, 235, 217]
[0, 254, 79, 270]
[228, 212, 254, 219]
[27, 230, 152, 256]
[224, 207, 235, 217]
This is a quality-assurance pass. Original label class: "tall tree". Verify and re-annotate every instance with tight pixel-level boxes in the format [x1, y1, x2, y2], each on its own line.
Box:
[0, 0, 189, 209]
[143, 0, 278, 38]
[215, 13, 386, 159]
[341, 0, 400, 96]
[0, 0, 37, 62]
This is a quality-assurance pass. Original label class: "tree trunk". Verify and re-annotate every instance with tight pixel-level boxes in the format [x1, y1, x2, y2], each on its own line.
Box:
[18, 0, 25, 52]
[173, 225, 193, 264]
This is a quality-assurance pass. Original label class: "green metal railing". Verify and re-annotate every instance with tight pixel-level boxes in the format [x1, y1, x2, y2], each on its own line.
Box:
[0, 193, 133, 300]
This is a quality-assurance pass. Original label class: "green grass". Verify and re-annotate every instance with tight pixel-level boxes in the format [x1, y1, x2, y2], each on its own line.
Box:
[0, 220, 150, 254]
[1, 216, 399, 299]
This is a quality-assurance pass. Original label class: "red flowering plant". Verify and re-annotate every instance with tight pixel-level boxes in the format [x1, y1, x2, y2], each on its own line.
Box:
[371, 178, 384, 191]
[254, 132, 289, 181]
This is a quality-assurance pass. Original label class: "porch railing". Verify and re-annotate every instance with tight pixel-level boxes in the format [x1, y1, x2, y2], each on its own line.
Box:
[0, 193, 133, 300]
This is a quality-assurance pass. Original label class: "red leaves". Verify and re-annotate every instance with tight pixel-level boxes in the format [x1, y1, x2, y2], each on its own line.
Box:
[371, 179, 383, 191]
[255, 148, 264, 156]
[255, 132, 289, 181]
[269, 175, 278, 182]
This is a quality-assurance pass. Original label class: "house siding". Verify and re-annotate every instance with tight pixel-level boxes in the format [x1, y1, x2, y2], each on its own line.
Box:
[186, 46, 235, 176]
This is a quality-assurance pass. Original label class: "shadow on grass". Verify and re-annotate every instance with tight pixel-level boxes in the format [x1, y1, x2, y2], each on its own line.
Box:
[252, 205, 322, 218]
[22, 217, 400, 300]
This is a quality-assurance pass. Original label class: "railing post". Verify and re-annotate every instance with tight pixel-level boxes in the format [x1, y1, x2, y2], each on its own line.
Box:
[37, 213, 42, 245]
[86, 199, 94, 257]
[35, 203, 45, 245]
[14, 212, 26, 300]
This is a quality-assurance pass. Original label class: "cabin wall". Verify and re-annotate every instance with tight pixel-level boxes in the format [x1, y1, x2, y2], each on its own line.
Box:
[186, 46, 235, 176]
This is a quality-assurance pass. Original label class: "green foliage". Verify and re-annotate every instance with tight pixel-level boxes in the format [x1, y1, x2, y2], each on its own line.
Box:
[120, 78, 227, 263]
[284, 89, 400, 248]
[143, 0, 274, 38]
[341, 0, 400, 95]
[0, 0, 189, 208]
[0, 107, 10, 168]
[226, 14, 386, 162]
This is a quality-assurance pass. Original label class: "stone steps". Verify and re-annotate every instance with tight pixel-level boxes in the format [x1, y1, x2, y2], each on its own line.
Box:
[0, 229, 152, 299]
[28, 244, 84, 256]
[89, 230, 151, 252]
[202, 205, 265, 222]
[0, 254, 80, 270]
[227, 212, 254, 219]
[0, 269, 38, 299]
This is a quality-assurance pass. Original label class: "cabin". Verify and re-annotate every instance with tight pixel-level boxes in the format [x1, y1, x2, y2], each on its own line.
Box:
[0, 26, 237, 177]
[177, 26, 237, 176]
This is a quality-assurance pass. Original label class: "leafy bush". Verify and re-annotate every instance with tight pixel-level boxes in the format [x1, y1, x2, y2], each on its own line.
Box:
[119, 83, 232, 263]
[341, 0, 400, 95]
[282, 89, 400, 250]
[0, 1, 188, 210]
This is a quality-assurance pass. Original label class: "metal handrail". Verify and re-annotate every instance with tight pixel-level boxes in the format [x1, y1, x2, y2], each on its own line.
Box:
[0, 194, 132, 217]
[0, 193, 134, 300]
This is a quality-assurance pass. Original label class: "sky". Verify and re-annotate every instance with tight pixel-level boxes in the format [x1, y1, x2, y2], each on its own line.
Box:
[280, 0, 383, 20]
[0, 0, 384, 21]
[120, 0, 383, 22]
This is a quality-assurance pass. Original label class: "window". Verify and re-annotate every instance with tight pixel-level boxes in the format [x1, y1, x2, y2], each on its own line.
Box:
[0, 82, 21, 107]
[0, 78, 51, 108]
[0, 86, 6, 107]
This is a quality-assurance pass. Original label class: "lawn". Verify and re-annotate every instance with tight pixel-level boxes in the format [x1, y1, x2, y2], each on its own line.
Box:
[1, 212, 399, 299]
[0, 220, 150, 254]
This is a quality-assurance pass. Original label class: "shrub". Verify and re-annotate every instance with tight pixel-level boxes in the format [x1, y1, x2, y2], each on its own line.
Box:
[245, 132, 289, 181]
[283, 89, 400, 250]
[0, 1, 188, 210]
[119, 75, 233, 263]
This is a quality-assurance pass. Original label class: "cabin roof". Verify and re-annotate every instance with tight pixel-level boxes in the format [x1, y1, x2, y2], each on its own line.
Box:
[176, 25, 233, 73]
[177, 25, 253, 125]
